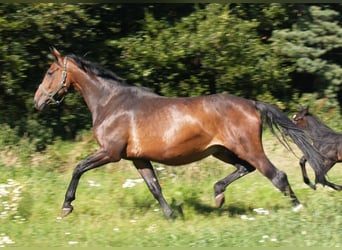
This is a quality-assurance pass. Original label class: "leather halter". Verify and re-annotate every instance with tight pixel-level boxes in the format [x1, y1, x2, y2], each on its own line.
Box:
[39, 57, 68, 105]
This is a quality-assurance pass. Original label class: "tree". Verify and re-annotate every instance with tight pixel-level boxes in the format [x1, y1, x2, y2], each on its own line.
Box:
[111, 4, 293, 108]
[271, 5, 342, 109]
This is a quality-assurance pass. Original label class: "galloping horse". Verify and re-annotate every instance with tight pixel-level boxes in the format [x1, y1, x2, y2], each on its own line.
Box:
[34, 48, 325, 218]
[293, 106, 342, 190]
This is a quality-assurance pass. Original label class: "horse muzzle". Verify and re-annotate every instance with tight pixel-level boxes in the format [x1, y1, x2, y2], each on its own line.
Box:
[34, 95, 48, 111]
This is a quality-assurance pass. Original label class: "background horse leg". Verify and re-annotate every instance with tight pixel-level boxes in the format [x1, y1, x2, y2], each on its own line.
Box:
[300, 156, 316, 190]
[62, 149, 111, 217]
[302, 157, 342, 190]
[325, 180, 342, 190]
[323, 162, 342, 190]
[133, 159, 174, 219]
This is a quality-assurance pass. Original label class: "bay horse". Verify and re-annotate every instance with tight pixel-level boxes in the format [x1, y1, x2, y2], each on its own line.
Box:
[293, 106, 342, 191]
[34, 48, 325, 218]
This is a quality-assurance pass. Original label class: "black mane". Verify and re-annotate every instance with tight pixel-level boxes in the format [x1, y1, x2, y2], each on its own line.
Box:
[67, 54, 127, 85]
[66, 53, 158, 96]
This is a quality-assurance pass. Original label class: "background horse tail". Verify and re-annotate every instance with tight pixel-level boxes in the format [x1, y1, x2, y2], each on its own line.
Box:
[254, 101, 326, 185]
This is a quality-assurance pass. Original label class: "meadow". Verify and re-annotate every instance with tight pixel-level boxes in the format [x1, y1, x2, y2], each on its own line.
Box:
[0, 131, 341, 247]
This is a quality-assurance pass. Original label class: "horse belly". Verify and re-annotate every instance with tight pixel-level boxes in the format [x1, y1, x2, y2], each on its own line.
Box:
[154, 136, 219, 165]
[125, 125, 217, 165]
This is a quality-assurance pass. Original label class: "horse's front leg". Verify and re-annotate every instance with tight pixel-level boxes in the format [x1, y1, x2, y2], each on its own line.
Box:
[133, 159, 174, 219]
[62, 149, 112, 217]
[300, 156, 316, 190]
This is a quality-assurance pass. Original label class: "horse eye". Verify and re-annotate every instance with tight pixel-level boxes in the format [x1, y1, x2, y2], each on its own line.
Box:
[47, 69, 57, 76]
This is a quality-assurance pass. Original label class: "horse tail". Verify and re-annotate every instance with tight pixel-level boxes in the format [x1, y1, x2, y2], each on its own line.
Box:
[254, 101, 326, 185]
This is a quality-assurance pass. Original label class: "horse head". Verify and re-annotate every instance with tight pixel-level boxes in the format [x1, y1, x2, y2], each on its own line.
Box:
[293, 105, 310, 128]
[34, 47, 72, 111]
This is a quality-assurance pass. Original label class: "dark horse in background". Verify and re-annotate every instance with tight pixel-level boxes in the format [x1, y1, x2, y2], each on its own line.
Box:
[34, 48, 326, 218]
[293, 106, 342, 191]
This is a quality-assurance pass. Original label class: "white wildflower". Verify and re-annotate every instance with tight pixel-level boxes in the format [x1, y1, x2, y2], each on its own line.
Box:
[68, 241, 79, 245]
[122, 178, 144, 188]
[240, 214, 248, 220]
[0, 180, 24, 220]
[156, 166, 165, 171]
[258, 234, 278, 244]
[87, 180, 101, 187]
[240, 214, 255, 221]
[0, 233, 15, 247]
[253, 207, 270, 215]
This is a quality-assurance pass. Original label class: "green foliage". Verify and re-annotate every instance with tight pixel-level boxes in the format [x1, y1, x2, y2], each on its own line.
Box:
[112, 4, 293, 105]
[0, 125, 20, 148]
[272, 5, 342, 108]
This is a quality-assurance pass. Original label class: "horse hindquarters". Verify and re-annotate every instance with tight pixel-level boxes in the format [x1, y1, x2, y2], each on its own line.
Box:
[214, 102, 301, 209]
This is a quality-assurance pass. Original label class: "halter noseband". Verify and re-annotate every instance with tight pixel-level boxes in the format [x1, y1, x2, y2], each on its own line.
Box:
[39, 57, 68, 105]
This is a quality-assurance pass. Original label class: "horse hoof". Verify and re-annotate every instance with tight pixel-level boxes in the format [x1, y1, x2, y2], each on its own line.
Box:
[61, 207, 73, 217]
[215, 193, 225, 208]
[292, 204, 304, 213]
[310, 184, 316, 190]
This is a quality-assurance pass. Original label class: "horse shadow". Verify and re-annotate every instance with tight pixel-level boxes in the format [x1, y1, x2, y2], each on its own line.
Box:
[170, 196, 254, 219]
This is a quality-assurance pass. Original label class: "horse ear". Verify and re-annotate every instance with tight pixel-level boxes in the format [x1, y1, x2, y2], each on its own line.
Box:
[50, 47, 62, 62]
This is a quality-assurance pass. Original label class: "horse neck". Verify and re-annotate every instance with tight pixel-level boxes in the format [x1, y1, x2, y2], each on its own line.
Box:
[305, 115, 334, 138]
[71, 70, 125, 123]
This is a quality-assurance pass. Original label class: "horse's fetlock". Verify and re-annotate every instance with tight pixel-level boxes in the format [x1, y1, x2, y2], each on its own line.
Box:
[214, 181, 225, 196]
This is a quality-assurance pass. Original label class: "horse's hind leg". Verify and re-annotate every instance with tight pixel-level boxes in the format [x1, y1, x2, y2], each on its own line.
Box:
[300, 156, 316, 190]
[323, 162, 342, 190]
[325, 180, 342, 190]
[258, 159, 302, 210]
[133, 159, 174, 219]
[301, 156, 342, 191]
[214, 163, 255, 208]
[213, 150, 255, 208]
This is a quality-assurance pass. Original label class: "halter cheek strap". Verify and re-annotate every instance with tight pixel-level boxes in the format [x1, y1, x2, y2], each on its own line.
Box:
[39, 57, 68, 105]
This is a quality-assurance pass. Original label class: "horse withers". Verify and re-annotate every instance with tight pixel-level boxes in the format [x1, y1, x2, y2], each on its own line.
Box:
[293, 106, 342, 190]
[34, 48, 325, 218]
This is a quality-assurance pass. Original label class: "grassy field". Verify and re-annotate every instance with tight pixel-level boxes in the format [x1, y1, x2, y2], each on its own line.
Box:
[0, 132, 342, 247]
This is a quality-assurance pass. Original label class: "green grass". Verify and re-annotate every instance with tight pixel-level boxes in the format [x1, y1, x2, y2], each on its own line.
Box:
[0, 133, 342, 247]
